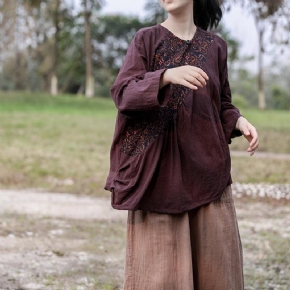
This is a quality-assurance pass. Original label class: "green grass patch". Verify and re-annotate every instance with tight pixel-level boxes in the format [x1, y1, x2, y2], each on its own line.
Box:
[0, 91, 116, 116]
[231, 156, 290, 184]
[239, 108, 290, 131]
[0, 92, 118, 195]
[231, 108, 290, 154]
[0, 112, 115, 196]
[0, 92, 289, 194]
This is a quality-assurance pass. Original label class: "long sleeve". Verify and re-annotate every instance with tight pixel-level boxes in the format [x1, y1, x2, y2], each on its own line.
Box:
[219, 40, 242, 144]
[105, 25, 240, 214]
[110, 31, 169, 114]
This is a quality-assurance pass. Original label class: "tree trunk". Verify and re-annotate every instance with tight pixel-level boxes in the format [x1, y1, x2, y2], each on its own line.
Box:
[51, 73, 58, 96]
[51, 0, 60, 96]
[14, 0, 22, 90]
[84, 0, 94, 98]
[257, 25, 266, 110]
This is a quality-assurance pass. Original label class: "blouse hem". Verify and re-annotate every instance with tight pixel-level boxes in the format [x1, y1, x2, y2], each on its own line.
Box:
[110, 181, 233, 214]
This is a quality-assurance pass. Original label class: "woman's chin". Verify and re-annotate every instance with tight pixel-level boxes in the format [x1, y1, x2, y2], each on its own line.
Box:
[160, 1, 190, 15]
[162, 5, 182, 14]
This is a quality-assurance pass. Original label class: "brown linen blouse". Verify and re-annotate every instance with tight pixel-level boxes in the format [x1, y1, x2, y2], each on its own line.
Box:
[104, 24, 242, 214]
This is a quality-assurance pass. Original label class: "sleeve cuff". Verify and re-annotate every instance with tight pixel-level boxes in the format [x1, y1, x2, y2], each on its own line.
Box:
[223, 112, 243, 144]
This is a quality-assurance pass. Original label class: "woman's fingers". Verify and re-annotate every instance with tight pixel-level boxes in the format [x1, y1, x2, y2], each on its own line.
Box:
[190, 69, 208, 86]
[185, 73, 208, 88]
[184, 66, 208, 88]
[182, 80, 198, 90]
[246, 126, 259, 155]
[185, 75, 204, 88]
[250, 138, 259, 150]
[194, 74, 207, 87]
[169, 65, 209, 90]
[191, 67, 209, 81]
[239, 121, 259, 156]
[248, 126, 259, 148]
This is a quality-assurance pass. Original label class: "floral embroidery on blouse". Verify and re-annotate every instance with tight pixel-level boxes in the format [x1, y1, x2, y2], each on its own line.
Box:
[122, 27, 214, 157]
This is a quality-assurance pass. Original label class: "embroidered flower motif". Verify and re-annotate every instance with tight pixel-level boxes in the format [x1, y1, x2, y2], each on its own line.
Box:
[122, 28, 214, 157]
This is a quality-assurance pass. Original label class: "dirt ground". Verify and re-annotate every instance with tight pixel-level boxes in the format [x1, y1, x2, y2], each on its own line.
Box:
[0, 189, 289, 290]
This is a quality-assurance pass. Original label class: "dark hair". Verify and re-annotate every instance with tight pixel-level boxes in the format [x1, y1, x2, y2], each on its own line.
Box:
[194, 0, 223, 31]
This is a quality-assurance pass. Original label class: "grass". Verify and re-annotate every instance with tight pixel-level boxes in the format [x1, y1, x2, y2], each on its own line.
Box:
[0, 91, 289, 196]
[0, 211, 126, 289]
[0, 91, 116, 116]
[230, 108, 290, 153]
[231, 156, 290, 184]
[1, 200, 289, 289]
[236, 199, 290, 289]
[0, 92, 116, 196]
[0, 89, 289, 289]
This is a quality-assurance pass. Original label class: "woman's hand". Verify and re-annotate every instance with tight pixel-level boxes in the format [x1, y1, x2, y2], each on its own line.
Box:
[235, 116, 259, 156]
[160, 65, 209, 90]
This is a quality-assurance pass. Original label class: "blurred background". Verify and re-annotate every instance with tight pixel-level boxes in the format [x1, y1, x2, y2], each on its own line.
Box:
[0, 0, 290, 289]
[0, 0, 290, 105]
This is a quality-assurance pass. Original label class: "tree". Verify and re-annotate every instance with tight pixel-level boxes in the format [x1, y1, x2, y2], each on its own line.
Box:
[92, 14, 144, 97]
[25, 0, 60, 95]
[82, 0, 104, 98]
[51, 0, 61, 96]
[0, 0, 23, 89]
[57, 8, 86, 94]
[272, 85, 290, 110]
[144, 0, 167, 25]
[227, 0, 290, 110]
[24, 0, 70, 93]
[230, 67, 258, 107]
[213, 25, 240, 67]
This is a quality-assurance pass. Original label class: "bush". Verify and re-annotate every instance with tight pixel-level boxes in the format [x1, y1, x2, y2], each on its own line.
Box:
[272, 86, 290, 110]
[232, 94, 249, 109]
[95, 85, 111, 98]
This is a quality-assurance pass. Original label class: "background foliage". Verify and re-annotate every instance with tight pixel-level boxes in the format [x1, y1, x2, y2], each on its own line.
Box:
[0, 0, 289, 108]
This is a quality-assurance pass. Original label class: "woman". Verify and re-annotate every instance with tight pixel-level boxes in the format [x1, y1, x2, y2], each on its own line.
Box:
[105, 0, 259, 289]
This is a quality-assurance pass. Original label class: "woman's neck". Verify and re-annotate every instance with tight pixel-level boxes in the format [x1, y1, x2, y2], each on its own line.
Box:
[161, 12, 196, 41]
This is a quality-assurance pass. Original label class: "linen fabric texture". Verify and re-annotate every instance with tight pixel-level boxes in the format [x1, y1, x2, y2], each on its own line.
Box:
[105, 24, 242, 214]
[124, 186, 244, 290]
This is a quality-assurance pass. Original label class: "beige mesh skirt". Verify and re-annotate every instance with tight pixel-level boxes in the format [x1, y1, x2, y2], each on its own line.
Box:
[123, 186, 244, 290]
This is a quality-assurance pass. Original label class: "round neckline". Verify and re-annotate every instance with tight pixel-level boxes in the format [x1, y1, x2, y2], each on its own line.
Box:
[158, 23, 199, 43]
